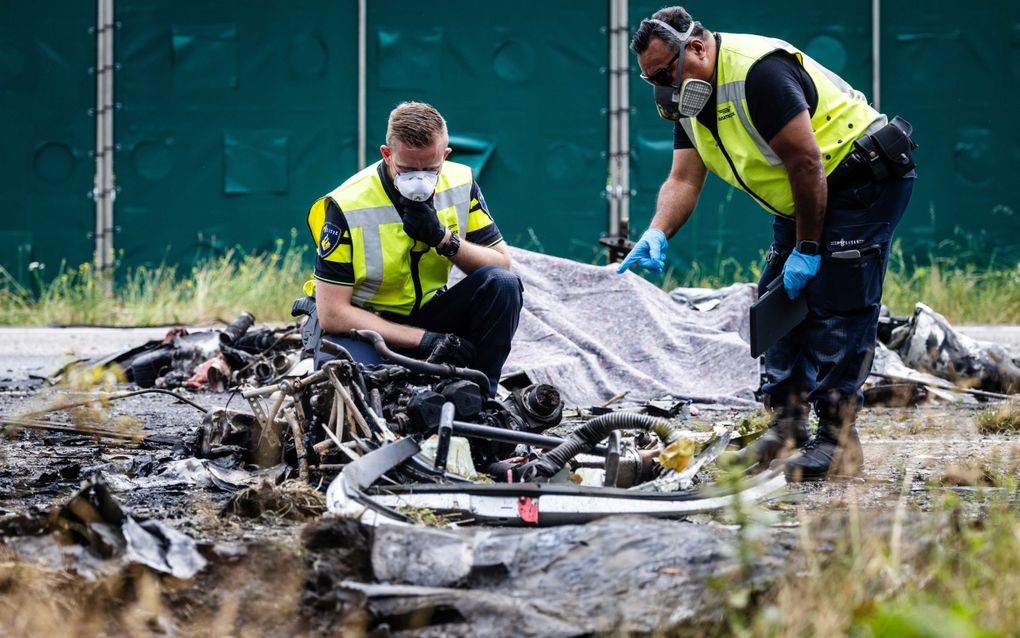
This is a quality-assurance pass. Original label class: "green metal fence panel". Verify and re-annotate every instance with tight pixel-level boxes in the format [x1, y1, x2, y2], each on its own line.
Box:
[880, 2, 1020, 265]
[3, 2, 1016, 287]
[628, 1, 875, 278]
[113, 0, 359, 270]
[364, 0, 610, 263]
[0, 2, 95, 283]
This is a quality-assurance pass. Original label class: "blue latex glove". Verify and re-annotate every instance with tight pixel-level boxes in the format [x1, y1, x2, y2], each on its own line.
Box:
[616, 229, 669, 274]
[782, 248, 821, 299]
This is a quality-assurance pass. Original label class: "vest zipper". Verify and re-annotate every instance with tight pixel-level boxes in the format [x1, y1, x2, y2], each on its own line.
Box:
[710, 131, 785, 215]
[409, 250, 425, 314]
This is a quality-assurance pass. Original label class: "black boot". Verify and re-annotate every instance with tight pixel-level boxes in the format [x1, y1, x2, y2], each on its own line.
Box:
[784, 417, 864, 482]
[731, 407, 809, 474]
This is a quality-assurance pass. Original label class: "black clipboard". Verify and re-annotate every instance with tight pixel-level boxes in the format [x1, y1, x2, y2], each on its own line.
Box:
[749, 276, 808, 358]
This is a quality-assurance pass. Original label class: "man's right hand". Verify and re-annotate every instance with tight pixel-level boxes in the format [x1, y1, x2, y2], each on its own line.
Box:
[616, 228, 669, 274]
[416, 331, 476, 367]
[398, 197, 447, 247]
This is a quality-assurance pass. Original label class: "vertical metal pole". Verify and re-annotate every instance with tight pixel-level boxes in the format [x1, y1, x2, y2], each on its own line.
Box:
[616, 0, 630, 235]
[357, 0, 367, 169]
[606, 1, 620, 236]
[103, 0, 115, 287]
[872, 0, 880, 110]
[93, 0, 106, 271]
[602, 0, 631, 260]
[93, 0, 115, 292]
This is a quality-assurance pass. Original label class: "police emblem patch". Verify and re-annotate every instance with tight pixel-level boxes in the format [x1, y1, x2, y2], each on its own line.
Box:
[318, 222, 342, 258]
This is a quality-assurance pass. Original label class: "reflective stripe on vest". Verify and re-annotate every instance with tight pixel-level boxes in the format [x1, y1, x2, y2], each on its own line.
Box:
[305, 161, 474, 315]
[685, 33, 886, 216]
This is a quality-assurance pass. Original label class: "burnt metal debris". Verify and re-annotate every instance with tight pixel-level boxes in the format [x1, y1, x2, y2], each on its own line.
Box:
[37, 310, 782, 526]
[0, 479, 207, 580]
[27, 301, 1018, 530]
[212, 320, 778, 527]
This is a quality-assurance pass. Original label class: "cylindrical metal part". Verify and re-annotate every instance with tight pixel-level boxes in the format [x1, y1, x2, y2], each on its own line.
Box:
[220, 311, 256, 345]
[349, 329, 490, 395]
[451, 420, 608, 454]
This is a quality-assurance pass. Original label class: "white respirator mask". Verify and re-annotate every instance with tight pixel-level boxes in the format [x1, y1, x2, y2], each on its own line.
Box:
[394, 170, 440, 202]
[645, 19, 713, 120]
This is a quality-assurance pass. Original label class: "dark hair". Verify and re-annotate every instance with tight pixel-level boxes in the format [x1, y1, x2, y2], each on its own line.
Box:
[630, 6, 706, 54]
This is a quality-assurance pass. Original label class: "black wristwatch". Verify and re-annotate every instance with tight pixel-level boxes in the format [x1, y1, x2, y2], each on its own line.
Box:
[796, 240, 820, 256]
[437, 231, 461, 258]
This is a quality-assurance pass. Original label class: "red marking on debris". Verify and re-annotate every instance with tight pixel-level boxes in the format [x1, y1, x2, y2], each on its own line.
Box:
[518, 496, 539, 524]
[185, 354, 230, 391]
[162, 326, 189, 344]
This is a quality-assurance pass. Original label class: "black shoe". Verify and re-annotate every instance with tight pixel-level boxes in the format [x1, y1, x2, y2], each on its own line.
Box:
[731, 411, 809, 474]
[784, 423, 863, 482]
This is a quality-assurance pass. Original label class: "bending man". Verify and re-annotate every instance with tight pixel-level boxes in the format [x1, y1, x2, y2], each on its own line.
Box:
[619, 7, 916, 480]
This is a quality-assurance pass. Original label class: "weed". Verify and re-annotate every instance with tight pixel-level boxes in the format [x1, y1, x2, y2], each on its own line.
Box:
[975, 399, 1020, 434]
[2, 231, 1019, 325]
[734, 408, 774, 437]
[735, 470, 1020, 637]
[223, 480, 326, 520]
[0, 232, 309, 326]
[396, 505, 456, 528]
[659, 238, 1020, 324]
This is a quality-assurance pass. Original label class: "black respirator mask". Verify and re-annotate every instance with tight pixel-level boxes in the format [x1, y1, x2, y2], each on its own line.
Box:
[645, 19, 713, 121]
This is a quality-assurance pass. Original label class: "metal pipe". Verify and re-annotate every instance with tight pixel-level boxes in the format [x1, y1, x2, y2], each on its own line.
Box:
[91, 0, 116, 292]
[357, 0, 367, 169]
[450, 420, 608, 454]
[872, 0, 880, 111]
[93, 0, 106, 273]
[606, 1, 620, 237]
[617, 0, 630, 232]
[285, 408, 310, 482]
[103, 0, 115, 287]
[347, 329, 490, 395]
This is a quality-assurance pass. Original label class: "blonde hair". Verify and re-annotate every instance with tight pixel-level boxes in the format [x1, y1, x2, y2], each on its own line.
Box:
[385, 101, 448, 149]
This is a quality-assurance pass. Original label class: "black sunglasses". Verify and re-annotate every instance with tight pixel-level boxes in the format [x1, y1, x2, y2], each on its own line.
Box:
[640, 47, 683, 87]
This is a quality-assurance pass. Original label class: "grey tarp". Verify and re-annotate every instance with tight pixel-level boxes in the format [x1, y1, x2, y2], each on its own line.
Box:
[493, 248, 760, 407]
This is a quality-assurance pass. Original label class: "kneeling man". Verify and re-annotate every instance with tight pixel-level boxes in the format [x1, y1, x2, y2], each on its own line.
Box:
[307, 101, 522, 396]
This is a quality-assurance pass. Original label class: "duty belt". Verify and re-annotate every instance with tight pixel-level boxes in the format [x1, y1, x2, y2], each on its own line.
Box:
[827, 116, 917, 193]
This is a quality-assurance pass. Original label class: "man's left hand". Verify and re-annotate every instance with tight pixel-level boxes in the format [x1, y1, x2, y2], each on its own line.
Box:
[399, 197, 447, 247]
[782, 249, 821, 300]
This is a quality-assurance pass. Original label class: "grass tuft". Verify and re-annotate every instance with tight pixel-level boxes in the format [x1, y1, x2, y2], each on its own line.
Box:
[2, 232, 1019, 326]
[881, 241, 1020, 324]
[0, 231, 309, 326]
[740, 490, 1020, 636]
[222, 480, 326, 520]
[661, 239, 1020, 325]
[975, 399, 1020, 434]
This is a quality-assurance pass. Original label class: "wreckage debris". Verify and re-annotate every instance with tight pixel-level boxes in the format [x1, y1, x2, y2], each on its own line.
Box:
[63, 311, 303, 393]
[869, 303, 1020, 403]
[28, 300, 1018, 532]
[0, 479, 207, 580]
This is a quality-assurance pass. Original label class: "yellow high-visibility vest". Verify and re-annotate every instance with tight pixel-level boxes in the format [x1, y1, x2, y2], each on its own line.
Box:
[305, 161, 474, 315]
[680, 33, 886, 216]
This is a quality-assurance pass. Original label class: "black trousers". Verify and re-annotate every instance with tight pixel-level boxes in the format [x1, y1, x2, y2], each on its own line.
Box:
[760, 172, 915, 422]
[319, 265, 523, 397]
